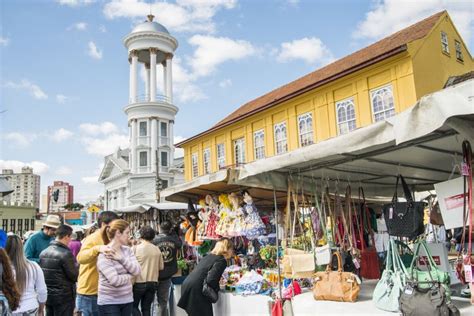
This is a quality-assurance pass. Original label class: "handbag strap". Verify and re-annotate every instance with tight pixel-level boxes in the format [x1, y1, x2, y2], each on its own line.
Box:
[326, 251, 344, 272]
[312, 183, 328, 240]
[332, 189, 344, 249]
[325, 187, 336, 245]
[460, 140, 473, 258]
[285, 180, 292, 245]
[344, 185, 357, 252]
[360, 187, 376, 250]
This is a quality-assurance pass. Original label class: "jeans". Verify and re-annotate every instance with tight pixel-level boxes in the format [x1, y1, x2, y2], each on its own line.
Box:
[76, 294, 98, 316]
[156, 278, 172, 316]
[132, 282, 157, 316]
[46, 300, 74, 316]
[98, 303, 132, 316]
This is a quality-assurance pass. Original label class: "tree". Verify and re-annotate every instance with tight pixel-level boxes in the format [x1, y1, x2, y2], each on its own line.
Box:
[63, 203, 84, 211]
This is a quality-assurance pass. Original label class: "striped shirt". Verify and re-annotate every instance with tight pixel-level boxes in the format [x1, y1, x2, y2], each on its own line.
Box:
[97, 246, 141, 306]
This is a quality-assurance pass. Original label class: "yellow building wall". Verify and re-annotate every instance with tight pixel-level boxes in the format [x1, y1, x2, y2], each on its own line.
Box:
[411, 13, 474, 99]
[183, 53, 420, 180]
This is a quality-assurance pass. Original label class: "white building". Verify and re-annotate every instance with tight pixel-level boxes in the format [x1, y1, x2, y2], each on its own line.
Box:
[1, 167, 40, 209]
[99, 15, 184, 211]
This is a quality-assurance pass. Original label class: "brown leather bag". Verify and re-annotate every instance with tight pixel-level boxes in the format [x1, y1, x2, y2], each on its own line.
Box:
[312, 252, 360, 302]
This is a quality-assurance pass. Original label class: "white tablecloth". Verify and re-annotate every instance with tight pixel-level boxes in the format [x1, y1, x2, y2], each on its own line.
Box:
[213, 292, 272, 316]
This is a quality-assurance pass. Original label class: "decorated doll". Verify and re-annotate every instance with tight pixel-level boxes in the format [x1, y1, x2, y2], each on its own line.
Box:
[215, 194, 233, 237]
[228, 192, 246, 237]
[196, 198, 209, 241]
[242, 191, 267, 239]
[204, 195, 221, 239]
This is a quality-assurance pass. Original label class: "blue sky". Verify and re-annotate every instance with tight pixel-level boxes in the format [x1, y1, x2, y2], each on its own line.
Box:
[1, 0, 472, 204]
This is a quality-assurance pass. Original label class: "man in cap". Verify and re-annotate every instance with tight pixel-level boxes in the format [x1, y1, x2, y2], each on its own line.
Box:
[24, 214, 61, 263]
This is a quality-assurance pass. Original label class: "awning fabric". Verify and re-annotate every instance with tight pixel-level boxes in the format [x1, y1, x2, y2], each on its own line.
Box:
[114, 202, 192, 214]
[163, 79, 474, 202]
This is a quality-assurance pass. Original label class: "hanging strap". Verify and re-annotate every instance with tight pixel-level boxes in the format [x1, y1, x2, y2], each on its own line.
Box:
[460, 140, 473, 258]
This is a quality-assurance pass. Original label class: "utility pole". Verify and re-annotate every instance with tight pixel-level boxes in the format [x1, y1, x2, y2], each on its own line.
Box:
[155, 149, 162, 203]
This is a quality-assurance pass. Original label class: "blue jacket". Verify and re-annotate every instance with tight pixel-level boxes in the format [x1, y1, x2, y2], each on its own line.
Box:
[24, 230, 54, 263]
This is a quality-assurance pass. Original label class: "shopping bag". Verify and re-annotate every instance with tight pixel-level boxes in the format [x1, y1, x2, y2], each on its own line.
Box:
[314, 244, 331, 265]
[434, 177, 465, 229]
[383, 175, 425, 240]
[289, 253, 315, 278]
[271, 299, 283, 316]
[373, 239, 407, 312]
[313, 252, 360, 302]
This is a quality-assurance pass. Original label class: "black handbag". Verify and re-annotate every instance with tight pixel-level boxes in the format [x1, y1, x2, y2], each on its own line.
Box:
[382, 175, 425, 240]
[202, 279, 218, 303]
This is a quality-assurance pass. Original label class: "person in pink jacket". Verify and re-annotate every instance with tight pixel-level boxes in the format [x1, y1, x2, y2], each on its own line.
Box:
[96, 219, 141, 316]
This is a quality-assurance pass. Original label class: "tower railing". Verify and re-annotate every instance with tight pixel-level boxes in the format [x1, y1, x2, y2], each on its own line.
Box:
[129, 93, 170, 104]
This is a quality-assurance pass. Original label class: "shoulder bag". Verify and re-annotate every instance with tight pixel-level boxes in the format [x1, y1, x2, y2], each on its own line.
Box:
[313, 251, 360, 302]
[202, 261, 219, 303]
[382, 175, 425, 240]
[358, 187, 380, 279]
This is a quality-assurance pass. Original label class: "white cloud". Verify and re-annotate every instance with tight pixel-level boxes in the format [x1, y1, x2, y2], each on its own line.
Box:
[3, 79, 48, 100]
[0, 160, 50, 174]
[353, 0, 473, 46]
[219, 79, 232, 88]
[0, 36, 9, 46]
[103, 0, 236, 33]
[79, 121, 119, 135]
[87, 41, 103, 59]
[3, 132, 36, 148]
[276, 37, 334, 65]
[56, 94, 68, 103]
[68, 22, 88, 31]
[81, 134, 129, 156]
[55, 166, 73, 175]
[51, 128, 74, 142]
[188, 35, 256, 77]
[82, 176, 99, 184]
[173, 136, 187, 158]
[57, 0, 95, 7]
[99, 25, 107, 33]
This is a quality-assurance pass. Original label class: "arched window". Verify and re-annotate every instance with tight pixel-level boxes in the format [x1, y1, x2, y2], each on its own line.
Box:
[371, 85, 395, 122]
[234, 138, 246, 165]
[336, 98, 357, 135]
[191, 153, 199, 178]
[298, 113, 314, 146]
[253, 130, 265, 160]
[274, 122, 288, 155]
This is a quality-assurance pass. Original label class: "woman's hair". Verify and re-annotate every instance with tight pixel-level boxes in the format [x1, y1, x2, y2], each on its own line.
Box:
[5, 235, 31, 295]
[210, 238, 234, 258]
[102, 219, 129, 245]
[0, 248, 21, 311]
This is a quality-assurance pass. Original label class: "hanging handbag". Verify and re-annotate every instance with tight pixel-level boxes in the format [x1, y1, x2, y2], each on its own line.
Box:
[372, 239, 408, 312]
[313, 252, 360, 302]
[406, 240, 451, 299]
[314, 190, 331, 265]
[357, 187, 380, 279]
[399, 281, 458, 316]
[383, 175, 425, 240]
[271, 299, 283, 316]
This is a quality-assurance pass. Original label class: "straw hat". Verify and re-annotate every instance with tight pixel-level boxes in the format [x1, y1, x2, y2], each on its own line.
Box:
[43, 215, 61, 229]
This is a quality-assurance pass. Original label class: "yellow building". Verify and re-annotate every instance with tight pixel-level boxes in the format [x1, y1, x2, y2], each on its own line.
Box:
[178, 11, 473, 181]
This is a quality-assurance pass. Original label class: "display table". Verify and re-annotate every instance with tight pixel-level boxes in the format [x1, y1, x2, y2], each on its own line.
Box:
[213, 292, 272, 316]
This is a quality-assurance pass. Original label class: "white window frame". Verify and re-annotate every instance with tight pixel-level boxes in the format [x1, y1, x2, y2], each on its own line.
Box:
[441, 31, 449, 54]
[160, 121, 168, 137]
[335, 98, 357, 135]
[139, 151, 148, 167]
[216, 143, 226, 170]
[274, 122, 288, 155]
[191, 153, 198, 178]
[139, 120, 148, 137]
[160, 151, 168, 167]
[234, 138, 246, 165]
[454, 40, 463, 61]
[298, 112, 314, 147]
[203, 148, 211, 174]
[253, 129, 265, 160]
[370, 85, 395, 122]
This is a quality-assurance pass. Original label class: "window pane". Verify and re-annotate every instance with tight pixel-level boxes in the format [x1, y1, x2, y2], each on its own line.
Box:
[274, 122, 288, 154]
[254, 130, 265, 160]
[371, 85, 395, 122]
[234, 138, 246, 165]
[217, 143, 225, 169]
[139, 121, 147, 136]
[160, 122, 168, 137]
[139, 152, 148, 166]
[298, 113, 313, 147]
[192, 153, 198, 177]
[161, 180, 168, 189]
[336, 98, 357, 135]
[203, 148, 211, 174]
[161, 152, 168, 167]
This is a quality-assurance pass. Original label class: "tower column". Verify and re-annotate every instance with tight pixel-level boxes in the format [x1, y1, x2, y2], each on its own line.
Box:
[165, 54, 173, 103]
[145, 63, 150, 101]
[129, 50, 139, 103]
[151, 117, 158, 173]
[150, 48, 157, 102]
[169, 120, 175, 163]
[131, 119, 137, 173]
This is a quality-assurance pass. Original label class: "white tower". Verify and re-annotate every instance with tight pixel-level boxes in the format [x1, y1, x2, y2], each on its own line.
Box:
[124, 14, 178, 177]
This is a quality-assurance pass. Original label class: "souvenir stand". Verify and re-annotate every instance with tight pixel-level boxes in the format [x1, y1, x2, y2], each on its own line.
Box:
[165, 79, 473, 316]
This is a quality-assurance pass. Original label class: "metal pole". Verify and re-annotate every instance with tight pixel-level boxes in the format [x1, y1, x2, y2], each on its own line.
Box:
[273, 188, 282, 300]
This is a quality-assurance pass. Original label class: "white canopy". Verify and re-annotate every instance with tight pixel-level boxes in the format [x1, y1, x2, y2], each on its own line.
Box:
[163, 79, 474, 202]
[114, 202, 192, 214]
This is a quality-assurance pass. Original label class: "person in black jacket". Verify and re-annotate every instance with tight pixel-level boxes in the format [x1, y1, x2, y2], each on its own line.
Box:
[40, 225, 78, 316]
[152, 221, 182, 316]
[177, 238, 233, 316]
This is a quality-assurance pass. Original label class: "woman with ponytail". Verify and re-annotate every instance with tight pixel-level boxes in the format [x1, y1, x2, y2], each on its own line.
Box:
[0, 248, 21, 314]
[97, 219, 141, 316]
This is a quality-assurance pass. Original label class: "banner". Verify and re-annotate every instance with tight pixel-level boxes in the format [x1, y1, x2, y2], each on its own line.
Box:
[434, 177, 466, 229]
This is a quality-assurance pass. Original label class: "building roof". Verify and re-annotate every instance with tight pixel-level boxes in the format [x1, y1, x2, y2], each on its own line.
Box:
[178, 10, 445, 147]
[444, 71, 474, 88]
[131, 14, 169, 35]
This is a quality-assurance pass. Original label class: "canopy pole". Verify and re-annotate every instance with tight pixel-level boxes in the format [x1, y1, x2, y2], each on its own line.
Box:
[273, 188, 282, 300]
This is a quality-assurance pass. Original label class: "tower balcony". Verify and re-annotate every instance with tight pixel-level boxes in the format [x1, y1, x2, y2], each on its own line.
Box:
[129, 93, 170, 104]
[124, 95, 178, 122]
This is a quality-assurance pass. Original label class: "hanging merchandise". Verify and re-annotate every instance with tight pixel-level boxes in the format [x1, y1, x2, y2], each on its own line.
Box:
[197, 198, 209, 241]
[215, 194, 233, 237]
[312, 251, 360, 302]
[372, 239, 408, 312]
[242, 191, 267, 239]
[382, 175, 425, 240]
[358, 187, 381, 280]
[204, 195, 221, 240]
[406, 240, 451, 300]
[314, 189, 331, 266]
[235, 270, 266, 295]
[271, 299, 283, 316]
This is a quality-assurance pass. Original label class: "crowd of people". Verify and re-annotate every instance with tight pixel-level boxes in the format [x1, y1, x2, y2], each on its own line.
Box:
[0, 210, 235, 316]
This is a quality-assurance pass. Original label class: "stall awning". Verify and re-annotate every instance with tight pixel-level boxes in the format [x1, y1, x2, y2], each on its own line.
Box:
[163, 79, 473, 201]
[114, 202, 192, 214]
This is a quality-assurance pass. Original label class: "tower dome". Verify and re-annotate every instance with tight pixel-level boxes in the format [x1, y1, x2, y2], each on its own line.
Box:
[131, 15, 170, 35]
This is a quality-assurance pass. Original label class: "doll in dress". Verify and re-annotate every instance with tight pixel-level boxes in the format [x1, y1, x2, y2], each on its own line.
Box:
[196, 198, 209, 241]
[205, 195, 220, 239]
[215, 194, 232, 237]
[242, 190, 266, 239]
[228, 192, 246, 237]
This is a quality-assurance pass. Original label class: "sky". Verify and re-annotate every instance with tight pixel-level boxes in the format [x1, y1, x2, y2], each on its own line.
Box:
[1, 0, 473, 205]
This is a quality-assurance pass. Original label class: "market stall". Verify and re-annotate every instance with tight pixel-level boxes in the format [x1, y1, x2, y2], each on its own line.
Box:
[162, 79, 474, 315]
